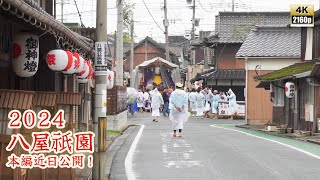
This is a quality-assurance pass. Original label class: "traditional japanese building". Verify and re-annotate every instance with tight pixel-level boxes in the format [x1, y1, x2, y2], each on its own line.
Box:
[0, 0, 95, 179]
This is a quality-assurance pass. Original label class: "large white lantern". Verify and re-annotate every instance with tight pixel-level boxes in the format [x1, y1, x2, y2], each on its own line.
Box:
[73, 52, 85, 73]
[46, 49, 72, 71]
[62, 51, 76, 74]
[12, 33, 39, 77]
[77, 61, 90, 79]
[285, 82, 295, 98]
[76, 61, 91, 84]
[106, 69, 115, 89]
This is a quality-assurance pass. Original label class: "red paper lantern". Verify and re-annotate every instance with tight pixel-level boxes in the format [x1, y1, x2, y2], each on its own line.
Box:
[46, 49, 71, 71]
[72, 52, 85, 73]
[62, 51, 77, 74]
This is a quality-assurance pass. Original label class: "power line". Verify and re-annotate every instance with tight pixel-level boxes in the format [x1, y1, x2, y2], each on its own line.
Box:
[73, 0, 85, 27]
[197, 0, 215, 13]
[140, 0, 165, 33]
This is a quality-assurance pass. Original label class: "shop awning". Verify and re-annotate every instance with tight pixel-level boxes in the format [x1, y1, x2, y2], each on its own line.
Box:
[254, 61, 316, 82]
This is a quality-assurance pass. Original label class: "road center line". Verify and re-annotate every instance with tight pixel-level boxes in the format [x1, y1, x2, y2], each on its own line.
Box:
[125, 125, 145, 180]
[210, 124, 320, 160]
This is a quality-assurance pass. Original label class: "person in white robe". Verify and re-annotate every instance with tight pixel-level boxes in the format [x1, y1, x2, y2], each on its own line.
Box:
[188, 88, 197, 116]
[137, 90, 144, 112]
[211, 90, 220, 119]
[195, 88, 205, 116]
[143, 91, 150, 112]
[149, 87, 164, 122]
[226, 88, 239, 120]
[203, 88, 214, 118]
[169, 83, 190, 137]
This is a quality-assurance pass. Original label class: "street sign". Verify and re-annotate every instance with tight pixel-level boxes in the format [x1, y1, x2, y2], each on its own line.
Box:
[94, 42, 108, 75]
[290, 4, 314, 27]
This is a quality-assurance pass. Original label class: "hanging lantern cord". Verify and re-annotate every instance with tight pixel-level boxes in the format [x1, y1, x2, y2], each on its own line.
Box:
[55, 36, 63, 49]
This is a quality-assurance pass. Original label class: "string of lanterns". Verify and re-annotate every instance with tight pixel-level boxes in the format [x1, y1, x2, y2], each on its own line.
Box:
[12, 33, 114, 88]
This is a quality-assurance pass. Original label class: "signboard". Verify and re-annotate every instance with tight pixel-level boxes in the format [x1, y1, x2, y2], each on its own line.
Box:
[290, 4, 314, 27]
[95, 42, 108, 74]
[305, 104, 314, 122]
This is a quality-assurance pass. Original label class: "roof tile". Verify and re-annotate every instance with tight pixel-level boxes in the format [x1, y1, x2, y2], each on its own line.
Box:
[236, 27, 301, 57]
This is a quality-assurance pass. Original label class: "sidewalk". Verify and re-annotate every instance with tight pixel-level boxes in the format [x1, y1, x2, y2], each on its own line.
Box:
[236, 124, 320, 145]
[76, 125, 136, 180]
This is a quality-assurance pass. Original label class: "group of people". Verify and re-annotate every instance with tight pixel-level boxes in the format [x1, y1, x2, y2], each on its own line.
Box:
[128, 83, 239, 137]
[187, 87, 238, 120]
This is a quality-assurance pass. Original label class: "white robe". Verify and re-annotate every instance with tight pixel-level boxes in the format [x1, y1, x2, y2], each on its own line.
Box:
[188, 92, 197, 111]
[196, 92, 205, 116]
[150, 89, 164, 117]
[169, 89, 190, 130]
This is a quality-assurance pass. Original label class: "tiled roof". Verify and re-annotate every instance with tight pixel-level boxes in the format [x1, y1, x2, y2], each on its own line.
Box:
[236, 27, 301, 57]
[211, 12, 290, 43]
[191, 69, 245, 83]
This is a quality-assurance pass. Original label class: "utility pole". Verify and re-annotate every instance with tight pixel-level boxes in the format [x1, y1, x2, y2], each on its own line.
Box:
[145, 39, 148, 61]
[61, 0, 64, 23]
[130, 19, 134, 88]
[232, 0, 235, 12]
[112, 30, 117, 72]
[164, 0, 170, 62]
[191, 0, 196, 65]
[116, 0, 124, 86]
[93, 0, 108, 179]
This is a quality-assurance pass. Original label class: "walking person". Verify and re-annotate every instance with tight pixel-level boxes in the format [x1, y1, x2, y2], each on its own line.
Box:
[195, 88, 205, 116]
[203, 88, 213, 118]
[143, 90, 150, 112]
[169, 83, 190, 137]
[149, 86, 164, 122]
[137, 90, 144, 112]
[162, 87, 170, 116]
[211, 90, 220, 119]
[188, 88, 197, 116]
[226, 88, 239, 120]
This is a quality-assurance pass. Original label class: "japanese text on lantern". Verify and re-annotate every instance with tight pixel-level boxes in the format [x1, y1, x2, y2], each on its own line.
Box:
[5, 109, 95, 169]
[24, 37, 38, 72]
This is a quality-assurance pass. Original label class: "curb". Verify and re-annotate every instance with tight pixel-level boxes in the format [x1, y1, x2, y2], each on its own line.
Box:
[235, 125, 320, 146]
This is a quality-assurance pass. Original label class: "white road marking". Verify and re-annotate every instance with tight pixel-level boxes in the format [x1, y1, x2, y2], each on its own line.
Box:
[210, 124, 320, 160]
[161, 132, 203, 169]
[125, 125, 145, 180]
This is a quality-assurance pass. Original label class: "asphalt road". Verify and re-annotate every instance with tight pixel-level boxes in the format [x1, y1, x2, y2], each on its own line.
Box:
[110, 113, 320, 180]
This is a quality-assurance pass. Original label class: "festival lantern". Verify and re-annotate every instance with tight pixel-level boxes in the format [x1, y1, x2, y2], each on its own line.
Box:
[62, 51, 76, 74]
[106, 69, 114, 89]
[76, 61, 90, 83]
[46, 49, 72, 71]
[72, 52, 85, 73]
[285, 82, 295, 98]
[12, 33, 39, 77]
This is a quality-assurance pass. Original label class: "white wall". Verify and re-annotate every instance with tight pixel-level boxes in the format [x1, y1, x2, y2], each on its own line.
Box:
[247, 58, 301, 71]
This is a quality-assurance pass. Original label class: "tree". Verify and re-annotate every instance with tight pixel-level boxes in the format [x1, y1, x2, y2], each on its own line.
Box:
[110, 32, 132, 44]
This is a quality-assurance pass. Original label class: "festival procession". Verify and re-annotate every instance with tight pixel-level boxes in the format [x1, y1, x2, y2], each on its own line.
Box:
[1, 0, 320, 180]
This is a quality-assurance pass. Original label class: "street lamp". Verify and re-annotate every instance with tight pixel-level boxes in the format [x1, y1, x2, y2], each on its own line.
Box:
[186, 0, 192, 4]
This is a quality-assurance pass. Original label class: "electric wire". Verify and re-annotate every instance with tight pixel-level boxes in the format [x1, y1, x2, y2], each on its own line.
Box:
[140, 0, 165, 33]
[73, 0, 85, 27]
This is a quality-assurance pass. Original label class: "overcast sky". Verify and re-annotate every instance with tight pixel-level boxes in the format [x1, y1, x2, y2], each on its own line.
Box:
[57, 0, 319, 43]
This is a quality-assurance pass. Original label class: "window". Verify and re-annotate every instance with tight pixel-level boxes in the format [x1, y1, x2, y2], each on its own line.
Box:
[299, 79, 312, 119]
[274, 86, 284, 106]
